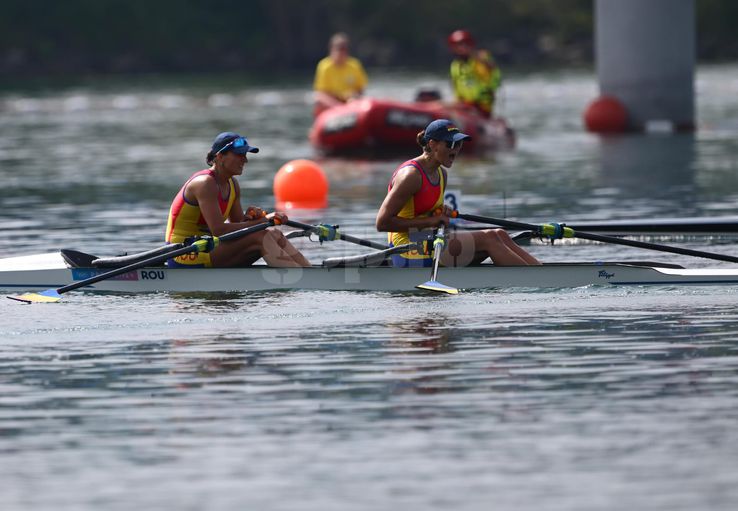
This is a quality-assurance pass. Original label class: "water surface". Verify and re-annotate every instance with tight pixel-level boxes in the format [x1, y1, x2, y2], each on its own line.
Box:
[1, 65, 738, 510]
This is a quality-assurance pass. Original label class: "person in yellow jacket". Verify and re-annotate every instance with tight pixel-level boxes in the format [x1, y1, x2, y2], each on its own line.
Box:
[447, 30, 501, 118]
[313, 32, 368, 117]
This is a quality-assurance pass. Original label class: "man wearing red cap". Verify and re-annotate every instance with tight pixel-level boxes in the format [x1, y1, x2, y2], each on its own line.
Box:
[447, 30, 502, 118]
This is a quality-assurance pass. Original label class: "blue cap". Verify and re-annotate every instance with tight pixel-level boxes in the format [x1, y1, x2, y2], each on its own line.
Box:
[422, 119, 471, 145]
[211, 132, 259, 155]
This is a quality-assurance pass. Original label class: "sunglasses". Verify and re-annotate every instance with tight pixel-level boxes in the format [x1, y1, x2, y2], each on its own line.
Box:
[217, 137, 250, 155]
[445, 139, 463, 149]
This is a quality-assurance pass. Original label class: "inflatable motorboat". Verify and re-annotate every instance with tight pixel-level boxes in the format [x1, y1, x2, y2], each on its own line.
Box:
[309, 96, 515, 157]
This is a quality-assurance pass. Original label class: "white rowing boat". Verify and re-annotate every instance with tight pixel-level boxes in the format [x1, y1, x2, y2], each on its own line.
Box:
[3, 251, 738, 295]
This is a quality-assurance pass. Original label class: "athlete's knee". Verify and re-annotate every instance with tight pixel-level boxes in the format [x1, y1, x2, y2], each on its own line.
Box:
[268, 229, 289, 248]
[484, 229, 504, 244]
[261, 229, 288, 252]
[245, 230, 267, 243]
[495, 228, 514, 242]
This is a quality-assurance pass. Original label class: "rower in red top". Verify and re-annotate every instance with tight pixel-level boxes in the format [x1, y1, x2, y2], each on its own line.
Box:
[165, 131, 310, 268]
[375, 119, 539, 267]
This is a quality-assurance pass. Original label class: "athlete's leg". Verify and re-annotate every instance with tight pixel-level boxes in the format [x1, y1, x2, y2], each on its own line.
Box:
[441, 229, 539, 267]
[210, 228, 310, 268]
[260, 229, 311, 267]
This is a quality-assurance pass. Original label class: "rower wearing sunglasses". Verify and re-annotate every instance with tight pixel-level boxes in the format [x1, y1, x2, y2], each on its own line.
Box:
[375, 119, 540, 268]
[165, 132, 310, 268]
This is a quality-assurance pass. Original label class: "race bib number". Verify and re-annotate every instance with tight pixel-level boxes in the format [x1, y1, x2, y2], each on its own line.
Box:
[444, 189, 461, 222]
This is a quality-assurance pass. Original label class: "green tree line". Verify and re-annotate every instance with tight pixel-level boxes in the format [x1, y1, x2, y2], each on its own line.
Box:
[1, 0, 735, 79]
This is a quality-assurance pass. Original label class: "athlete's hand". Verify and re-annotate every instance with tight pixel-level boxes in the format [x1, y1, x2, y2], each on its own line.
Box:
[432, 208, 450, 228]
[440, 204, 454, 217]
[426, 213, 449, 228]
[266, 211, 288, 225]
[244, 206, 266, 221]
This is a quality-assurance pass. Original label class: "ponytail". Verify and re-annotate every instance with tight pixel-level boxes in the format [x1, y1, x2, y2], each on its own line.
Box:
[416, 130, 430, 152]
[416, 130, 426, 147]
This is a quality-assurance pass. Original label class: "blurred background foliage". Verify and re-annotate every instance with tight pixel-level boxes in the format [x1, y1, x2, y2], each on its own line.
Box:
[0, 0, 735, 80]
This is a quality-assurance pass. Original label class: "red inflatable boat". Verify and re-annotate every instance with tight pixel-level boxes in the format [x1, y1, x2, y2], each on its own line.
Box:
[309, 97, 515, 157]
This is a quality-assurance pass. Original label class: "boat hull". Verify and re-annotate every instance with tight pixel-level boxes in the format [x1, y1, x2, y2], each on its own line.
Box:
[3, 252, 738, 294]
[309, 98, 515, 156]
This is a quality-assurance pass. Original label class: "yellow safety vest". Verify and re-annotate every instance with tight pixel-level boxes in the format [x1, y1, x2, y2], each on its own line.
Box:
[450, 53, 502, 116]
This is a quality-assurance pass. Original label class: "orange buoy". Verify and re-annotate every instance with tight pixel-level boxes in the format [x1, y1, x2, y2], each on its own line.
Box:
[583, 95, 628, 133]
[273, 159, 329, 209]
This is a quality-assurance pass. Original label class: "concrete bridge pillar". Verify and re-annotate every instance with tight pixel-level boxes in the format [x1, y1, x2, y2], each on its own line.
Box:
[587, 0, 695, 132]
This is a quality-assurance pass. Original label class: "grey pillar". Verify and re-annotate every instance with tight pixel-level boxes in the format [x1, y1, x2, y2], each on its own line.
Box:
[595, 0, 695, 131]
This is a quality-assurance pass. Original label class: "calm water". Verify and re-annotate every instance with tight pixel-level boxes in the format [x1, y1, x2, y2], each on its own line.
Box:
[2, 65, 738, 510]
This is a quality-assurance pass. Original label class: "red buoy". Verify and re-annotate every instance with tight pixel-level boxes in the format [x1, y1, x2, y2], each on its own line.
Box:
[583, 95, 628, 133]
[273, 159, 329, 210]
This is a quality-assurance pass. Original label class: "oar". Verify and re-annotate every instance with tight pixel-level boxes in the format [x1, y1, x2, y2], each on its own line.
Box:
[565, 216, 738, 235]
[8, 221, 275, 304]
[453, 212, 738, 264]
[285, 220, 388, 250]
[416, 225, 459, 295]
[322, 243, 417, 268]
[457, 215, 738, 235]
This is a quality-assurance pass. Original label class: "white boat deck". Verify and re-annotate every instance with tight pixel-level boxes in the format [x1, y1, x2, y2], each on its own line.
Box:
[3, 251, 738, 294]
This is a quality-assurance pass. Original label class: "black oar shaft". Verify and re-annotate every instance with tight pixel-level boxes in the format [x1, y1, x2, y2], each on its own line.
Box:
[574, 231, 738, 263]
[456, 212, 738, 264]
[567, 217, 738, 234]
[285, 220, 387, 250]
[57, 221, 274, 295]
[56, 243, 182, 294]
[458, 213, 532, 232]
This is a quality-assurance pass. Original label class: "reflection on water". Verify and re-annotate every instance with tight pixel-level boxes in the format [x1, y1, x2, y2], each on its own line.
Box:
[167, 291, 253, 310]
[598, 133, 696, 190]
[167, 337, 258, 384]
[386, 317, 455, 354]
[591, 133, 699, 219]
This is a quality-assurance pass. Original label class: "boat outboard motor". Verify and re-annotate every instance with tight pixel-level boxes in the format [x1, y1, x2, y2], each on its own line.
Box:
[414, 88, 442, 102]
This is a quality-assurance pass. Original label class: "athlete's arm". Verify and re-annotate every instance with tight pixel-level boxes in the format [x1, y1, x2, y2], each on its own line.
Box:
[375, 166, 449, 232]
[187, 176, 262, 236]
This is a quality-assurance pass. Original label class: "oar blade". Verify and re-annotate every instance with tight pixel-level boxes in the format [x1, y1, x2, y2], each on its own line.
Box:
[416, 280, 459, 295]
[8, 289, 62, 304]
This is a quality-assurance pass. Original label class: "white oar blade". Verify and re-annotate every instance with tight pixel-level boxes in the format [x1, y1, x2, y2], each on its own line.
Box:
[416, 280, 459, 295]
[7, 289, 62, 304]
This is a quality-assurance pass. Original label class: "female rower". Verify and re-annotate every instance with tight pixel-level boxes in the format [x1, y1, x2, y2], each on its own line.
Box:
[165, 131, 310, 268]
[375, 119, 540, 267]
